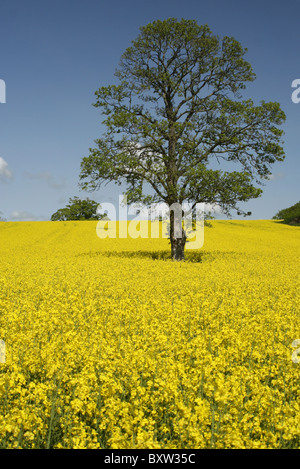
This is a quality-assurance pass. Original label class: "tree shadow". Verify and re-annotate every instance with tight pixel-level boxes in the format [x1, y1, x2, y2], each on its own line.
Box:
[272, 219, 300, 227]
[78, 249, 238, 263]
[101, 250, 173, 261]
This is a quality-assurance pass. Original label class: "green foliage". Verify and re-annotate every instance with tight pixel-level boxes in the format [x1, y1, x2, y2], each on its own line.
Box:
[273, 201, 300, 225]
[51, 197, 105, 221]
[79, 18, 286, 258]
[80, 18, 285, 215]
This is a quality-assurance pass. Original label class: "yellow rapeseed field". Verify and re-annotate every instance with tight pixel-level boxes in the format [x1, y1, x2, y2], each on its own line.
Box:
[0, 219, 299, 449]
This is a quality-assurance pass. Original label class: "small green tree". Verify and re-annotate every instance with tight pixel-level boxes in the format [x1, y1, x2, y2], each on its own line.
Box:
[79, 18, 286, 260]
[51, 197, 105, 221]
[273, 201, 300, 225]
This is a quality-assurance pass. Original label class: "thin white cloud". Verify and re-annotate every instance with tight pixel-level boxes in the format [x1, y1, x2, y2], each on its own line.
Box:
[25, 171, 65, 189]
[128, 202, 222, 220]
[267, 172, 284, 181]
[0, 157, 13, 182]
[123, 142, 164, 176]
[9, 210, 46, 221]
[204, 203, 223, 214]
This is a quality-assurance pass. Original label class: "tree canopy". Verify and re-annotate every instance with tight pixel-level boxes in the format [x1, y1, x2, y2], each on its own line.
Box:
[51, 197, 105, 221]
[79, 17, 286, 259]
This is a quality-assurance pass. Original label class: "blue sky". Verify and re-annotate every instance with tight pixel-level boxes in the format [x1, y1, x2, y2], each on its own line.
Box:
[0, 0, 299, 221]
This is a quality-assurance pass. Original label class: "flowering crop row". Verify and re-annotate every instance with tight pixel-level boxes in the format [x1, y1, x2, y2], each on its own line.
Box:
[0, 220, 299, 448]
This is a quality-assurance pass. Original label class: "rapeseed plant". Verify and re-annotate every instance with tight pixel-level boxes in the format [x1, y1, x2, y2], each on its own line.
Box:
[0, 220, 299, 448]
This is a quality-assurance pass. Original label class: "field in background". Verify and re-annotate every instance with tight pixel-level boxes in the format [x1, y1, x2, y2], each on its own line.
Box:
[0, 220, 299, 448]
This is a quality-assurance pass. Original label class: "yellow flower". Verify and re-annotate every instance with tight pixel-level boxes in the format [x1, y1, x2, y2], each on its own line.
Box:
[0, 220, 299, 448]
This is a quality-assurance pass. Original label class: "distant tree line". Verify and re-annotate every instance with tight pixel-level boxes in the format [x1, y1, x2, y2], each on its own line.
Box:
[273, 201, 300, 225]
[51, 197, 106, 221]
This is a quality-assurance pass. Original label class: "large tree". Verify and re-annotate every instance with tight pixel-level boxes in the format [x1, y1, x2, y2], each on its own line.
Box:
[79, 18, 286, 260]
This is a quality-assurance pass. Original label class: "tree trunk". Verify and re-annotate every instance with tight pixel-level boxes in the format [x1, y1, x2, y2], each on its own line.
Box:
[171, 233, 187, 261]
[169, 208, 187, 261]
